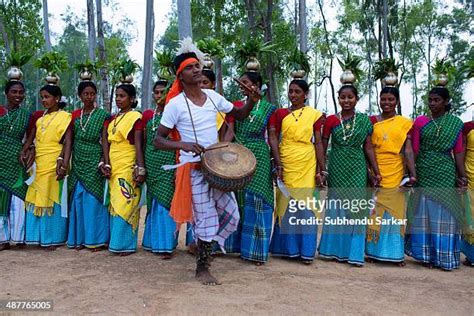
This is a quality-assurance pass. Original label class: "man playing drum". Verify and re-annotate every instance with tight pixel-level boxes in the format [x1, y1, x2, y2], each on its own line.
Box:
[154, 39, 259, 286]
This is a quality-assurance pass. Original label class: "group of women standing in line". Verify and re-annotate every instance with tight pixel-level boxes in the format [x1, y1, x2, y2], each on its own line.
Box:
[0, 65, 472, 272]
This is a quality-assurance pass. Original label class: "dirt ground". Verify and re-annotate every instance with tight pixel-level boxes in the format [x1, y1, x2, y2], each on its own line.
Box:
[1, 207, 473, 315]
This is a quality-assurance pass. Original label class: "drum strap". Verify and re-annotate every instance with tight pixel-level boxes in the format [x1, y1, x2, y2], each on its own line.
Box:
[203, 92, 242, 144]
[182, 92, 200, 144]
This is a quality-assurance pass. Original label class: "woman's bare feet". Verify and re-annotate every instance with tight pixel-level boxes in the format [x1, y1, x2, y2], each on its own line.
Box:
[90, 246, 107, 252]
[161, 253, 173, 260]
[44, 246, 57, 251]
[422, 262, 434, 269]
[118, 252, 132, 257]
[397, 261, 406, 267]
[196, 268, 220, 286]
[463, 259, 473, 266]
[0, 243, 10, 251]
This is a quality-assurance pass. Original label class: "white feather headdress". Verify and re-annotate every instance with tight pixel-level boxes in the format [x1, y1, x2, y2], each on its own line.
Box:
[176, 37, 205, 63]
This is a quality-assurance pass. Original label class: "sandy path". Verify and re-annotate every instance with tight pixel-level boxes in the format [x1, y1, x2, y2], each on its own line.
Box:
[1, 208, 473, 315]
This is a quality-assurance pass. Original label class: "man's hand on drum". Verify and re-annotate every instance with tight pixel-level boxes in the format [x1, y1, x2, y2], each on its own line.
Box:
[181, 142, 205, 156]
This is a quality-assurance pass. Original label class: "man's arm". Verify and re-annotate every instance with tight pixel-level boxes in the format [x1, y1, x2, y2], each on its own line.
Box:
[153, 124, 204, 155]
[227, 87, 260, 121]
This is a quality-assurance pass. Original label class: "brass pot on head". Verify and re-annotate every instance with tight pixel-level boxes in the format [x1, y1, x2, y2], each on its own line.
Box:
[383, 71, 398, 87]
[245, 57, 260, 72]
[436, 73, 448, 87]
[7, 66, 23, 81]
[202, 53, 214, 70]
[80, 69, 93, 81]
[290, 69, 306, 80]
[45, 72, 60, 85]
[340, 69, 355, 85]
[121, 75, 134, 84]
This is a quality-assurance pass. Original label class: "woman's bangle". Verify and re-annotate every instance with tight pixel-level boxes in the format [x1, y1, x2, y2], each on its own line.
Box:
[135, 166, 146, 176]
[98, 161, 104, 168]
[57, 157, 64, 161]
[104, 164, 111, 170]
[320, 170, 328, 176]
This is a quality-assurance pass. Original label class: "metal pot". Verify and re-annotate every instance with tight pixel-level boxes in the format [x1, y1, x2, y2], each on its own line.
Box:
[383, 71, 398, 87]
[436, 73, 448, 87]
[245, 57, 260, 72]
[7, 66, 23, 81]
[340, 69, 355, 85]
[122, 75, 134, 84]
[202, 53, 214, 70]
[80, 69, 93, 81]
[291, 69, 306, 79]
[45, 73, 60, 85]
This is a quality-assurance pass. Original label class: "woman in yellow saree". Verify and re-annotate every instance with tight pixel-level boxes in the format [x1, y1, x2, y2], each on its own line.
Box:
[269, 78, 326, 264]
[366, 86, 416, 265]
[23, 84, 72, 250]
[101, 83, 144, 255]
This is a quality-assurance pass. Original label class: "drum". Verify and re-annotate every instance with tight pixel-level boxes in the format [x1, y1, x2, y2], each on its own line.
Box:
[201, 142, 257, 192]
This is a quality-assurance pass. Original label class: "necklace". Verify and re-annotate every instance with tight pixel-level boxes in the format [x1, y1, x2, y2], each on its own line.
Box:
[79, 106, 97, 132]
[290, 106, 305, 122]
[40, 109, 61, 133]
[151, 107, 163, 131]
[430, 114, 446, 138]
[247, 100, 261, 123]
[377, 114, 395, 141]
[112, 110, 131, 134]
[338, 112, 357, 141]
[5, 106, 19, 131]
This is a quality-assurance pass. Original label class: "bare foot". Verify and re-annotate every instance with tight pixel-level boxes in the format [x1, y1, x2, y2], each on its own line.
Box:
[196, 269, 221, 286]
[75, 245, 85, 251]
[44, 246, 57, 251]
[0, 243, 10, 251]
[397, 261, 406, 267]
[302, 259, 313, 265]
[255, 261, 264, 266]
[463, 259, 473, 266]
[119, 252, 132, 257]
[188, 243, 197, 256]
[161, 253, 173, 260]
[366, 258, 375, 263]
[422, 262, 434, 269]
[352, 263, 364, 268]
[90, 246, 105, 252]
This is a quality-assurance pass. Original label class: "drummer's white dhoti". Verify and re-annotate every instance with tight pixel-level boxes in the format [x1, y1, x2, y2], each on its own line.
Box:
[191, 169, 239, 251]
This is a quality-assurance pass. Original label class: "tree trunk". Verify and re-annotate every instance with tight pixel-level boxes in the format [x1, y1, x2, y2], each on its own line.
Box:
[0, 13, 10, 54]
[298, 0, 307, 52]
[96, 0, 110, 111]
[142, 0, 154, 110]
[177, 0, 192, 39]
[382, 0, 388, 58]
[42, 0, 52, 51]
[214, 0, 224, 94]
[244, 0, 256, 36]
[294, 0, 298, 35]
[317, 0, 337, 113]
[87, 0, 97, 60]
[264, 0, 277, 105]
